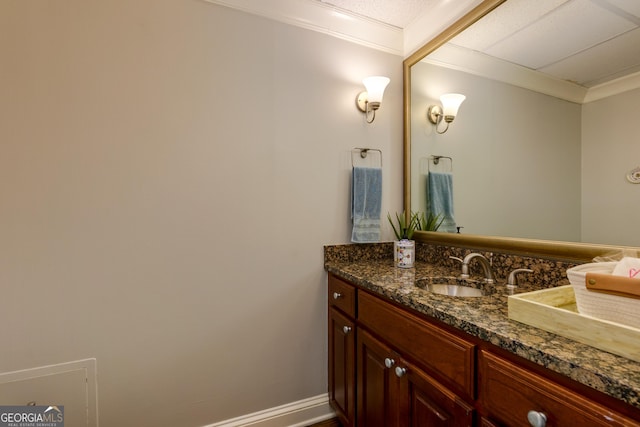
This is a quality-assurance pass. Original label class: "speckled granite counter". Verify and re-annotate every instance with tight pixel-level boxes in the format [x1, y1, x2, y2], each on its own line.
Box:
[325, 249, 640, 411]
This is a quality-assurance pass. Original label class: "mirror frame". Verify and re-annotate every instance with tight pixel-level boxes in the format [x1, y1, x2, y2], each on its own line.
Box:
[402, 0, 639, 262]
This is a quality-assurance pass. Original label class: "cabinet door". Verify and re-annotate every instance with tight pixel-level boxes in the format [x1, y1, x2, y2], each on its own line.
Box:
[329, 307, 355, 427]
[357, 328, 475, 427]
[357, 328, 398, 427]
[396, 357, 475, 427]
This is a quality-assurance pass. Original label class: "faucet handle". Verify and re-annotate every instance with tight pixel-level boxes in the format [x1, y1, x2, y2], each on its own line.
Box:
[449, 256, 463, 264]
[507, 268, 533, 286]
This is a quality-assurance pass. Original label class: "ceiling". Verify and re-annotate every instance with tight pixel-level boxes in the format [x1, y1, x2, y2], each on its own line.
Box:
[314, 0, 640, 89]
[314, 0, 439, 29]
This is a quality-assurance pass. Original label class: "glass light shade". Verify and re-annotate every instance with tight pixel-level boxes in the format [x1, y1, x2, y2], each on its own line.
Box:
[363, 76, 390, 103]
[440, 93, 466, 117]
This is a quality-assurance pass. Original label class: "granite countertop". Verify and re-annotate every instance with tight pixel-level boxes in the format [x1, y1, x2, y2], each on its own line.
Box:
[325, 259, 640, 410]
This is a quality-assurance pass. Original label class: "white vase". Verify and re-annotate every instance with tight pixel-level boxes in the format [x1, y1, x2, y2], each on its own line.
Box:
[394, 239, 415, 268]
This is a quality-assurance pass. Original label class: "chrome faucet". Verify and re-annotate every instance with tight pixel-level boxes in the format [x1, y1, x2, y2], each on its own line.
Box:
[507, 268, 533, 287]
[460, 253, 495, 284]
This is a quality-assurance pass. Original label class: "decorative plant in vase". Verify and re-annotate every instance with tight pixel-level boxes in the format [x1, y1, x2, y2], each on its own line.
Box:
[387, 211, 419, 241]
[417, 211, 444, 232]
[387, 211, 419, 268]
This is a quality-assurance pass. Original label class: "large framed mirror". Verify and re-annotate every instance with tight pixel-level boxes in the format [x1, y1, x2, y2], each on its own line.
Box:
[403, 0, 640, 261]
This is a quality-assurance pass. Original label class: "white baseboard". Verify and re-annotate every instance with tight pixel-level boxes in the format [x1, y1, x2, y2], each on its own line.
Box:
[205, 393, 335, 427]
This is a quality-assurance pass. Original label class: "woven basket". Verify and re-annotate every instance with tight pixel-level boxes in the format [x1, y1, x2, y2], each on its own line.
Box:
[566, 262, 640, 329]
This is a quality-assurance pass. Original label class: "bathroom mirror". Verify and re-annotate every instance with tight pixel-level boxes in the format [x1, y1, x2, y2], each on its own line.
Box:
[403, 0, 640, 261]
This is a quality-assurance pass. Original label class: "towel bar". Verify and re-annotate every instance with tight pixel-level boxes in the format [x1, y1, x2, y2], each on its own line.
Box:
[352, 148, 382, 168]
[429, 155, 452, 171]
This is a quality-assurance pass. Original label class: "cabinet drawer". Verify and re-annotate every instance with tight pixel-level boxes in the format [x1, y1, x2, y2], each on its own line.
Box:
[358, 291, 476, 400]
[479, 350, 638, 426]
[329, 274, 356, 318]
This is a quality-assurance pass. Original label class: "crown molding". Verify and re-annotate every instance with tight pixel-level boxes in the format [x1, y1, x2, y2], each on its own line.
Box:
[204, 0, 403, 56]
[204, 0, 640, 101]
[583, 71, 640, 103]
[427, 43, 640, 104]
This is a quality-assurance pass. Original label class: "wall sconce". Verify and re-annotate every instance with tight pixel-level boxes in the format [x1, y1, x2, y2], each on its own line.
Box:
[356, 76, 390, 123]
[427, 93, 466, 134]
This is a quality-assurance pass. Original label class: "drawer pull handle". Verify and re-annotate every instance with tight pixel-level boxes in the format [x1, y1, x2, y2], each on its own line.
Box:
[342, 326, 352, 334]
[384, 358, 395, 368]
[527, 410, 547, 427]
[395, 366, 407, 378]
[333, 292, 342, 300]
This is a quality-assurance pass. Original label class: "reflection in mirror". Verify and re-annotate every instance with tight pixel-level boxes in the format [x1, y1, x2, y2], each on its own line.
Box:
[405, 0, 640, 249]
[411, 57, 582, 242]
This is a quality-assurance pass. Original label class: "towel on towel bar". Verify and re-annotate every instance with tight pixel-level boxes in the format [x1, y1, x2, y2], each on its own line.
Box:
[427, 171, 456, 233]
[351, 166, 382, 243]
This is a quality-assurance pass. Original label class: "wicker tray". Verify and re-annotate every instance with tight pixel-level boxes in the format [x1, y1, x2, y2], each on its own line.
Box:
[508, 286, 640, 362]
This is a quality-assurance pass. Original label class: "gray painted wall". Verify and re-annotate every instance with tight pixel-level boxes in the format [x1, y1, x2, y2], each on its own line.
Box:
[0, 1, 403, 425]
[582, 88, 640, 247]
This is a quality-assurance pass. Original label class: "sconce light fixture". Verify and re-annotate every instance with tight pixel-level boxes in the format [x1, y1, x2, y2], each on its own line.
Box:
[427, 93, 466, 134]
[356, 76, 390, 123]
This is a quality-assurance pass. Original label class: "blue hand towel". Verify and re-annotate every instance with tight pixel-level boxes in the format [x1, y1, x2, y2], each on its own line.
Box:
[351, 167, 382, 243]
[427, 171, 456, 233]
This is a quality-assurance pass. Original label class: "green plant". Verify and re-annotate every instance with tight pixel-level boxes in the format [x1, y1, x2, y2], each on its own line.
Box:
[387, 211, 419, 240]
[417, 211, 445, 232]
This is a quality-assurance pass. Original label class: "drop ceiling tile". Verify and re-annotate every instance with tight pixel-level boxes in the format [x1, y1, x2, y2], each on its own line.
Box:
[450, 0, 570, 51]
[485, 0, 637, 69]
[540, 26, 640, 86]
[315, 0, 436, 28]
[604, 0, 640, 18]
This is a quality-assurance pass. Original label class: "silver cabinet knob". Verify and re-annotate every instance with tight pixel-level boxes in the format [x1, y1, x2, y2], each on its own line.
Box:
[333, 292, 342, 300]
[384, 358, 395, 368]
[395, 366, 407, 378]
[527, 410, 547, 427]
[342, 326, 352, 334]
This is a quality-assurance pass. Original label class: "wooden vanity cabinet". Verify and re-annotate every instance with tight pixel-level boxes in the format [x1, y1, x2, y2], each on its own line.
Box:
[479, 350, 639, 426]
[357, 290, 476, 402]
[479, 418, 500, 427]
[327, 273, 640, 427]
[328, 273, 475, 426]
[357, 328, 474, 427]
[356, 291, 475, 426]
[328, 275, 356, 427]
